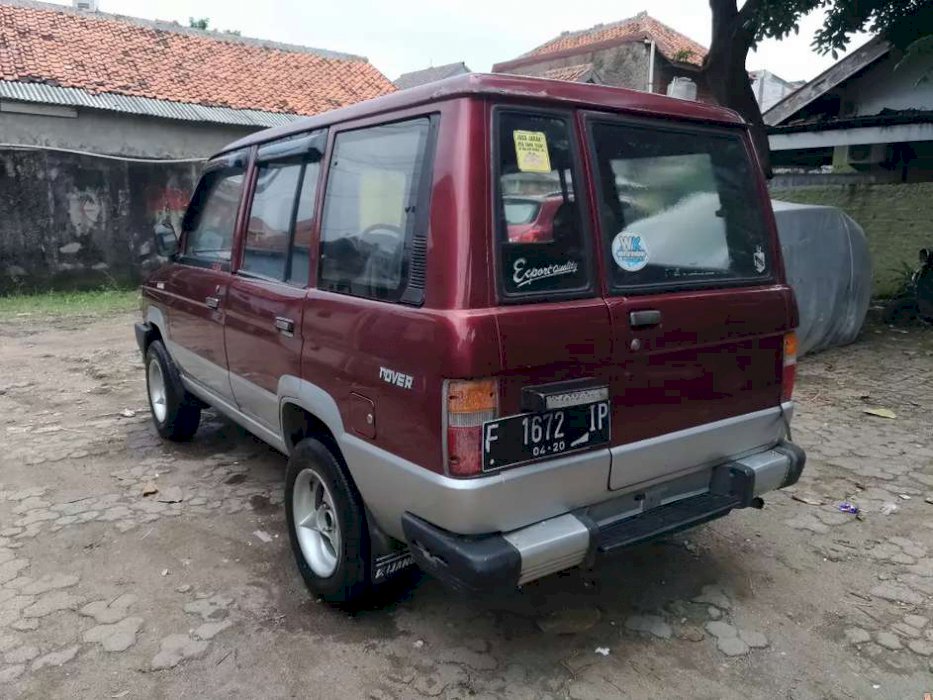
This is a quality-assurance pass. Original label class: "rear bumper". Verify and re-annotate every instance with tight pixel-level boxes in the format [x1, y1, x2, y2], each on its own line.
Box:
[402, 440, 805, 592]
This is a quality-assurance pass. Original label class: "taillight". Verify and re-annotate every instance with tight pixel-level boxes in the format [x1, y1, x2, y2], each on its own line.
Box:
[445, 379, 498, 477]
[781, 331, 797, 401]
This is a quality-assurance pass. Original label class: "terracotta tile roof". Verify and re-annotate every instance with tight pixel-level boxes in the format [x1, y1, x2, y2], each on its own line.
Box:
[0, 0, 395, 116]
[541, 63, 600, 83]
[516, 11, 707, 68]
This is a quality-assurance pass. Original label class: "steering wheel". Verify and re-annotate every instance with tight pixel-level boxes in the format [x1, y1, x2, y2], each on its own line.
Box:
[359, 223, 404, 244]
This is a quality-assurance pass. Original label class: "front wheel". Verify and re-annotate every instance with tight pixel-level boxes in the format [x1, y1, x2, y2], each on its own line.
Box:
[285, 438, 371, 604]
[145, 340, 201, 441]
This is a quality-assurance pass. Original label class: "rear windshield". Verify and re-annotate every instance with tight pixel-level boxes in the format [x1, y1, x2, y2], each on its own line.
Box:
[495, 111, 592, 298]
[589, 121, 772, 291]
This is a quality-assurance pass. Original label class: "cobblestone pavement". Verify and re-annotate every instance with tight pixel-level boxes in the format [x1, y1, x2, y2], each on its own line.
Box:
[0, 310, 931, 699]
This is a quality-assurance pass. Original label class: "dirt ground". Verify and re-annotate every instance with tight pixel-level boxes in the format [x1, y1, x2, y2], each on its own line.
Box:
[0, 308, 931, 700]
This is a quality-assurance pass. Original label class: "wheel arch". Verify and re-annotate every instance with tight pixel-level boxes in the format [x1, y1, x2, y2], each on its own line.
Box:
[277, 376, 347, 457]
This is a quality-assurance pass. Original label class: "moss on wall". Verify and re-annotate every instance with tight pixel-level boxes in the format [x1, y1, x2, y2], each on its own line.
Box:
[770, 183, 933, 296]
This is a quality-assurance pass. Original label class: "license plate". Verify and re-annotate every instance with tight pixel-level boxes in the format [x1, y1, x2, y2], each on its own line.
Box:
[482, 400, 611, 472]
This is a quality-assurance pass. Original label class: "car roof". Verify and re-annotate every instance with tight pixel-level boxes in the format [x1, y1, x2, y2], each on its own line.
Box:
[216, 72, 745, 158]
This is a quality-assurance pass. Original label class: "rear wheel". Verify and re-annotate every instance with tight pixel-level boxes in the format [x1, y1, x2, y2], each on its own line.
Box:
[285, 438, 371, 604]
[145, 340, 201, 441]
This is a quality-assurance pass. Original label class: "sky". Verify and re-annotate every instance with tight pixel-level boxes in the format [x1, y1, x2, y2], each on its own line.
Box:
[54, 0, 870, 83]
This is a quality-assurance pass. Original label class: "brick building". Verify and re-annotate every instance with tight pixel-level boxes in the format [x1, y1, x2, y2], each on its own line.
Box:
[492, 12, 710, 100]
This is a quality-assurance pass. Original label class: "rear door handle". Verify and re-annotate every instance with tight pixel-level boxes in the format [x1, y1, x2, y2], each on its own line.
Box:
[205, 296, 220, 310]
[275, 316, 295, 336]
[629, 310, 661, 328]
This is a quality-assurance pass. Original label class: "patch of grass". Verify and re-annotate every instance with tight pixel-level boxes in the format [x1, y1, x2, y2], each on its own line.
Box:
[0, 287, 139, 317]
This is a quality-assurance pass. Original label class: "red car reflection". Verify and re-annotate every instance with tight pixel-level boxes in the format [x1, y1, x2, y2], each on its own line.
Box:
[505, 196, 563, 243]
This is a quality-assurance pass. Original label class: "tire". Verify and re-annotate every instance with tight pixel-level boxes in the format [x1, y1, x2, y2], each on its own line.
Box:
[285, 438, 371, 604]
[145, 340, 201, 441]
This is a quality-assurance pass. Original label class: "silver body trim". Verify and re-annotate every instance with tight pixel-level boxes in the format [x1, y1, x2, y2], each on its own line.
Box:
[739, 448, 792, 496]
[181, 375, 287, 454]
[503, 514, 589, 585]
[340, 434, 611, 541]
[229, 373, 280, 432]
[608, 403, 793, 491]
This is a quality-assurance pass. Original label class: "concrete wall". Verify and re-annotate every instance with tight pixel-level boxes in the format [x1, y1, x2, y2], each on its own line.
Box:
[0, 147, 202, 293]
[770, 182, 933, 296]
[0, 102, 260, 159]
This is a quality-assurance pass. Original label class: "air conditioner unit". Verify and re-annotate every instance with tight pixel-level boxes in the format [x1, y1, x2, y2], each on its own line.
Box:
[845, 143, 890, 167]
[73, 0, 99, 10]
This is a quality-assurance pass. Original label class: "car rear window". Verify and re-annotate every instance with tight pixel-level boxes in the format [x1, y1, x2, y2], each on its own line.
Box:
[589, 121, 772, 291]
[495, 111, 592, 299]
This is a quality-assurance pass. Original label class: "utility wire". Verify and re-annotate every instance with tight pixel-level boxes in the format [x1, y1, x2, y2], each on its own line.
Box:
[0, 142, 206, 164]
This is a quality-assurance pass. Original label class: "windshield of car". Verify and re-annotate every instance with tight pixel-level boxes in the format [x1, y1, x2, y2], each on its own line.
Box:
[590, 121, 772, 291]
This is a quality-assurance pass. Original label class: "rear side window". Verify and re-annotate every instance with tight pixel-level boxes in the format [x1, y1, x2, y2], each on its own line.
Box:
[182, 159, 246, 267]
[319, 118, 431, 302]
[589, 121, 771, 291]
[495, 111, 591, 299]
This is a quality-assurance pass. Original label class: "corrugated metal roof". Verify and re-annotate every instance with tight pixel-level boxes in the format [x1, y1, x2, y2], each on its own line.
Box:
[0, 80, 304, 128]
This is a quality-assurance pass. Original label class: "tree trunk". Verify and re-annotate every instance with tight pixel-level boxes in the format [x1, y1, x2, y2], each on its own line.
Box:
[701, 0, 772, 178]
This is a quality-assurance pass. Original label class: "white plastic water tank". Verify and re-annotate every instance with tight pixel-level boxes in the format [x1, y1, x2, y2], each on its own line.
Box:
[666, 77, 697, 101]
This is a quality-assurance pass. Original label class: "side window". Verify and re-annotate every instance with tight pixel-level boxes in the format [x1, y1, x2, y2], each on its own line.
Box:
[318, 118, 431, 302]
[495, 111, 592, 299]
[183, 163, 246, 266]
[242, 163, 302, 280]
[240, 136, 323, 285]
[289, 160, 320, 286]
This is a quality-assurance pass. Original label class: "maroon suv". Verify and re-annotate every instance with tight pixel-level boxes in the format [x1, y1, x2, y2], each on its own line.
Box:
[136, 74, 805, 604]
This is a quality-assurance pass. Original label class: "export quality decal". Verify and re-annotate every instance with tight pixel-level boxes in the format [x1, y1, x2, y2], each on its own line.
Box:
[611, 232, 649, 272]
[512, 258, 579, 288]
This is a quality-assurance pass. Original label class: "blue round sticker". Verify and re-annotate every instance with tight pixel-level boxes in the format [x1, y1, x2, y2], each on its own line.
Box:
[611, 232, 649, 272]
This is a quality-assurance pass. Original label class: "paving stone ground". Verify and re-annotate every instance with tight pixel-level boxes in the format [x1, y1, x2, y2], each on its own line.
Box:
[0, 309, 931, 699]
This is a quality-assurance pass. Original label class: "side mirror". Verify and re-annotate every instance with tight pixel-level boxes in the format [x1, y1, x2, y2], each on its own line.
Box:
[920, 248, 930, 266]
[154, 220, 179, 258]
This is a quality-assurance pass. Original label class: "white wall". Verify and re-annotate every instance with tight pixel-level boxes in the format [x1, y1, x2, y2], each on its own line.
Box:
[843, 52, 933, 115]
[751, 71, 798, 112]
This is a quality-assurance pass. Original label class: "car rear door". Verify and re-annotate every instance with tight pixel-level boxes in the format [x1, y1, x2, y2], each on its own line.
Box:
[224, 133, 325, 432]
[583, 115, 795, 491]
[489, 108, 614, 472]
[166, 151, 248, 400]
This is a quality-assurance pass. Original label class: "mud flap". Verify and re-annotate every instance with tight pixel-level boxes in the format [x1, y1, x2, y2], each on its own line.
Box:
[365, 507, 416, 584]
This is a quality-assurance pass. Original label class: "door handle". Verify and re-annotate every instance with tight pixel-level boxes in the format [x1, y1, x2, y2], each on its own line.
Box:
[205, 296, 220, 310]
[275, 316, 295, 335]
[629, 310, 661, 328]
